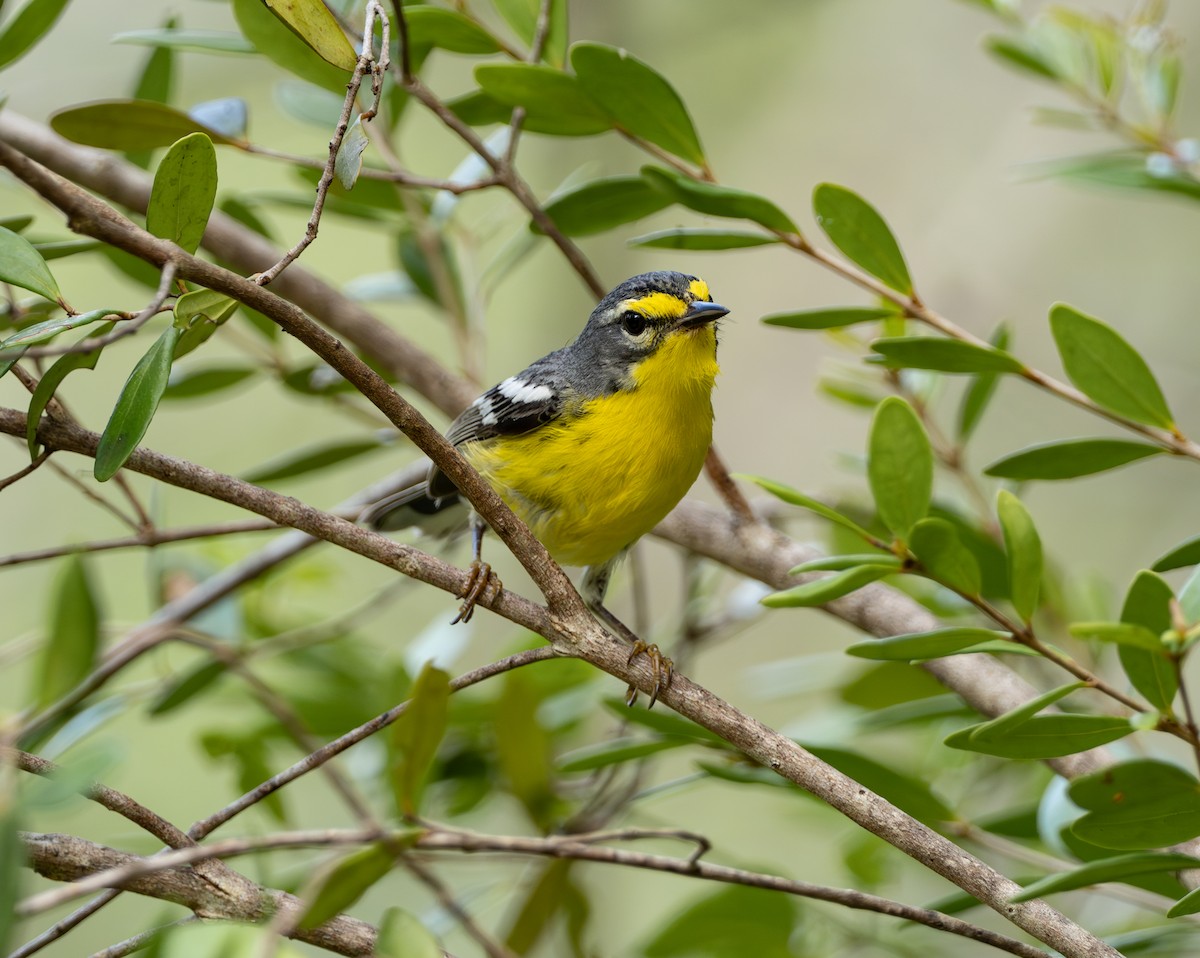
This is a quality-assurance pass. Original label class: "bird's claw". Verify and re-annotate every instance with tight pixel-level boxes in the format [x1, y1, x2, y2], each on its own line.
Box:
[452, 560, 500, 624]
[625, 641, 673, 709]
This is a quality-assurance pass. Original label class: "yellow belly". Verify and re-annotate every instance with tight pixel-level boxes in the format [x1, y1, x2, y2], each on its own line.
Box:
[463, 328, 718, 568]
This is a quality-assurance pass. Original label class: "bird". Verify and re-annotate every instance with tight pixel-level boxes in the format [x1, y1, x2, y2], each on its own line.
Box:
[362, 270, 729, 705]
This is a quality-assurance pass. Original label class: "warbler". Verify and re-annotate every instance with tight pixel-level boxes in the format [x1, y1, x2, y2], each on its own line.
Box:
[363, 271, 728, 705]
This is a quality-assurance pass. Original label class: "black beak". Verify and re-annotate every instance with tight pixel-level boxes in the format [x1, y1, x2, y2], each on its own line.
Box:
[679, 300, 730, 329]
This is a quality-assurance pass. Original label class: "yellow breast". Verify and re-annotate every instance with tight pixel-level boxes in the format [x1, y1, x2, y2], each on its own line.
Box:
[464, 326, 718, 568]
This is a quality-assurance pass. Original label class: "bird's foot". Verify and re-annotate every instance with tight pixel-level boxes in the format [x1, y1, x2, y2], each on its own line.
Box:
[452, 560, 501, 624]
[625, 641, 674, 709]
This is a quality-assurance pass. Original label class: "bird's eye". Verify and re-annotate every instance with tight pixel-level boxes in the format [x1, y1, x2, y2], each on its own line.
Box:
[621, 311, 647, 336]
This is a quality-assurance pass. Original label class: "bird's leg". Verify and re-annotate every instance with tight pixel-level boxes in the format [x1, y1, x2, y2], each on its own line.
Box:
[452, 514, 501, 624]
[582, 560, 673, 708]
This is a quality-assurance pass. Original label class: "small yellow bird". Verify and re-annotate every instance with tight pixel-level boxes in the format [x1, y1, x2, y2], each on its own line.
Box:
[364, 271, 728, 704]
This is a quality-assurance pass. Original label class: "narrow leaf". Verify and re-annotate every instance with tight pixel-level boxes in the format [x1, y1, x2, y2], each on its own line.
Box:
[0, 0, 71, 70]
[868, 397, 932, 540]
[495, 671, 555, 829]
[762, 565, 895, 607]
[147, 659, 228, 715]
[813, 183, 912, 294]
[871, 336, 1024, 373]
[1119, 570, 1178, 711]
[113, 28, 255, 54]
[35, 555, 101, 708]
[0, 308, 119, 349]
[1012, 852, 1200, 902]
[474, 63, 610, 135]
[492, 0, 567, 65]
[641, 165, 797, 233]
[50, 99, 237, 150]
[845, 628, 1012, 661]
[27, 322, 115, 457]
[558, 738, 689, 772]
[1169, 886, 1200, 918]
[403, 6, 499, 54]
[571, 42, 705, 165]
[242, 436, 386, 484]
[945, 714, 1132, 758]
[996, 489, 1042, 622]
[94, 325, 179, 481]
[1069, 621, 1164, 651]
[231, 0, 352, 93]
[808, 745, 954, 828]
[984, 438, 1163, 480]
[539, 176, 672, 236]
[146, 133, 217, 254]
[958, 322, 1011, 440]
[261, 0, 357, 71]
[739, 474, 877, 542]
[790, 554, 902, 574]
[172, 288, 239, 358]
[297, 845, 397, 931]
[1154, 535, 1200, 572]
[762, 306, 897, 330]
[985, 35, 1060, 79]
[969, 681, 1086, 736]
[629, 228, 779, 250]
[376, 908, 443, 958]
[1049, 303, 1174, 428]
[390, 663, 450, 817]
[0, 225, 62, 304]
[162, 364, 256, 400]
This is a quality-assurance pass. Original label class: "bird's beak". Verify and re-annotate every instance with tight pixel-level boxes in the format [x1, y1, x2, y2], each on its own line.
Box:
[678, 300, 730, 329]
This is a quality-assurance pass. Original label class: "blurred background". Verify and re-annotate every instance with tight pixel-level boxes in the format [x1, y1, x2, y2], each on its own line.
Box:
[5, 0, 1200, 954]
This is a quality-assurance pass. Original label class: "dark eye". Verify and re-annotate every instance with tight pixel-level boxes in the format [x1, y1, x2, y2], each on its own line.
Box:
[621, 311, 647, 336]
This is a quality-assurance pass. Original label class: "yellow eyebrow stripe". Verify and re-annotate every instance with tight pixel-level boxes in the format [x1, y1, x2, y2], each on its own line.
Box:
[623, 290, 694, 319]
[688, 278, 710, 302]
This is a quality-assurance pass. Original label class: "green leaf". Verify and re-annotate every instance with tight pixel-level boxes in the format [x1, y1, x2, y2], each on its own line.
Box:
[761, 565, 896, 608]
[539, 176, 672, 236]
[35, 555, 100, 708]
[147, 659, 228, 715]
[1049, 303, 1174, 429]
[0, 308, 120, 349]
[971, 681, 1087, 734]
[628, 228, 779, 250]
[558, 737, 690, 772]
[599, 698, 727, 745]
[163, 364, 256, 400]
[1070, 759, 1200, 850]
[868, 397, 932, 540]
[641, 166, 797, 233]
[495, 671, 556, 829]
[762, 306, 897, 330]
[27, 322, 115, 458]
[474, 63, 610, 135]
[172, 288, 239, 358]
[1169, 886, 1200, 919]
[231, 0, 352, 93]
[34, 239, 102, 261]
[985, 35, 1060, 79]
[807, 745, 954, 829]
[1069, 621, 1164, 651]
[871, 336, 1024, 373]
[958, 322, 1011, 440]
[812, 183, 912, 294]
[0, 0, 71, 70]
[261, 0, 356, 70]
[1118, 570, 1178, 712]
[334, 115, 369, 190]
[0, 215, 34, 233]
[1154, 535, 1200, 573]
[0, 794, 21, 955]
[389, 662, 450, 817]
[126, 17, 176, 167]
[739, 474, 878, 542]
[643, 884, 797, 958]
[571, 42, 705, 166]
[0, 225, 63, 305]
[50, 100, 237, 150]
[909, 518, 982, 595]
[146, 133, 218, 254]
[845, 628, 1012, 661]
[996, 490, 1042, 622]
[1037, 151, 1200, 203]
[984, 438, 1164, 480]
[297, 844, 397, 931]
[404, 6, 499, 54]
[790, 554, 903, 574]
[94, 324, 179, 481]
[491, 0, 567, 65]
[375, 908, 443, 958]
[946, 714, 1132, 758]
[243, 436, 387, 484]
[1011, 852, 1200, 903]
[113, 28, 256, 54]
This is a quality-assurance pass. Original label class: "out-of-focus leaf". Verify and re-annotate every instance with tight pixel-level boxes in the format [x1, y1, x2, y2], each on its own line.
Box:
[0, 0, 71, 70]
[790, 554, 903, 574]
[126, 16, 176, 168]
[958, 322, 1010, 440]
[0, 308, 119, 349]
[1049, 303, 1174, 429]
[404, 6, 499, 54]
[492, 0, 567, 65]
[1154, 535, 1200, 573]
[740, 474, 877, 542]
[984, 438, 1164, 480]
[539, 175, 672, 236]
[147, 133, 217, 254]
[334, 115, 369, 190]
[188, 98, 247, 139]
[571, 42, 704, 166]
[871, 336, 1024, 373]
[1069, 621, 1164, 651]
[909, 518, 982, 595]
[813, 183, 912, 294]
[629, 228, 779, 250]
[945, 714, 1132, 758]
[996, 489, 1042, 622]
[599, 698, 727, 745]
[641, 165, 797, 233]
[807, 745, 954, 829]
[114, 28, 255, 54]
[35, 555, 100, 708]
[1070, 759, 1200, 850]
[762, 306, 896, 330]
[868, 397, 932, 540]
[985, 35, 1060, 79]
[297, 845, 397, 931]
[261, 0, 357, 70]
[0, 225, 63, 305]
[27, 321, 115, 457]
[389, 663, 450, 817]
[504, 860, 574, 954]
[1037, 150, 1200, 202]
[231, 0, 352, 93]
[163, 364, 256, 400]
[845, 628, 1012, 661]
[94, 324, 179, 481]
[558, 737, 690, 772]
[50, 99, 237, 150]
[496, 670, 555, 828]
[34, 239, 102, 261]
[1011, 852, 1200, 902]
[375, 907, 442, 958]
[1119, 570, 1178, 712]
[147, 659, 228, 715]
[0, 215, 34, 233]
[474, 63, 610, 135]
[0, 790, 20, 954]
[643, 884, 798, 958]
[762, 565, 896, 608]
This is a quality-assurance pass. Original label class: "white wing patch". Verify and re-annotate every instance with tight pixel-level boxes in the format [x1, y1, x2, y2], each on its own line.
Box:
[498, 377, 553, 404]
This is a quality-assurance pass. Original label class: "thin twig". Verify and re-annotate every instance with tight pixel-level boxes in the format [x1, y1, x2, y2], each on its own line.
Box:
[0, 448, 49, 492]
[404, 858, 517, 958]
[87, 918, 199, 958]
